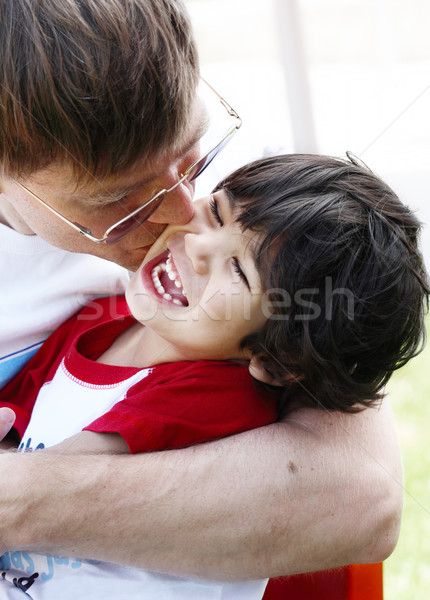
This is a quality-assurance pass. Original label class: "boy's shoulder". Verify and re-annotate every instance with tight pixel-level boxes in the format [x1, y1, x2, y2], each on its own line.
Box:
[142, 359, 279, 409]
[77, 295, 130, 323]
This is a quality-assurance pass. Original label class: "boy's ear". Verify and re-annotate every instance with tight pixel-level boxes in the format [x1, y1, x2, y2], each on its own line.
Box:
[248, 355, 284, 387]
[249, 355, 304, 387]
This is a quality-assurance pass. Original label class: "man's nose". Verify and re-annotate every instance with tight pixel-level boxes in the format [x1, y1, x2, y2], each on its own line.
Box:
[147, 181, 195, 225]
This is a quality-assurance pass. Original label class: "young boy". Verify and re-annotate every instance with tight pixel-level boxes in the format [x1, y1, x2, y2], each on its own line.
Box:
[1, 153, 428, 599]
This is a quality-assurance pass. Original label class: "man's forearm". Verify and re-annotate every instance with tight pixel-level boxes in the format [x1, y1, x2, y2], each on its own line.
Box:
[0, 400, 402, 580]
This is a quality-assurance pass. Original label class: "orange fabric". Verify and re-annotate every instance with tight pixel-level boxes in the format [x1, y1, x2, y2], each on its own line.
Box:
[262, 563, 383, 600]
[349, 563, 383, 600]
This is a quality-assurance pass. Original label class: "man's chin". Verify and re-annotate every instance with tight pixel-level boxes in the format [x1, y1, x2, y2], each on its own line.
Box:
[87, 245, 153, 272]
[113, 252, 151, 272]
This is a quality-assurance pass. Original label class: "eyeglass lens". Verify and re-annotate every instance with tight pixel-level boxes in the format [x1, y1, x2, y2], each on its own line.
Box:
[105, 129, 232, 245]
[105, 192, 166, 245]
[187, 131, 233, 182]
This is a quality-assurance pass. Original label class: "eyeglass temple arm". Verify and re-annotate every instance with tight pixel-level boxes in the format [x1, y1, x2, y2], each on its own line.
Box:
[201, 77, 242, 125]
[14, 180, 106, 243]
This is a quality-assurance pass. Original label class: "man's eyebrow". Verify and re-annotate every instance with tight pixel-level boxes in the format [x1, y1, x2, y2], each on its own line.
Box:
[172, 114, 209, 164]
[63, 117, 210, 205]
[62, 183, 147, 205]
[189, 115, 209, 149]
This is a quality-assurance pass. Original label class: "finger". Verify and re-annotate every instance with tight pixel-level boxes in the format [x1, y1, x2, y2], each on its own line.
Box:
[0, 407, 16, 440]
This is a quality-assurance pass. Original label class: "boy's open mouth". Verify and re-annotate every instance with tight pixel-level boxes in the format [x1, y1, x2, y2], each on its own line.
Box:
[151, 251, 189, 307]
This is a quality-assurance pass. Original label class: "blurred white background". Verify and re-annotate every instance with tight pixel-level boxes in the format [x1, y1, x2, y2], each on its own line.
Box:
[186, 0, 430, 268]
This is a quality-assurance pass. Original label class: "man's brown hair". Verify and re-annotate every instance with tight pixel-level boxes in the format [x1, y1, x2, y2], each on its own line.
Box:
[0, 0, 199, 179]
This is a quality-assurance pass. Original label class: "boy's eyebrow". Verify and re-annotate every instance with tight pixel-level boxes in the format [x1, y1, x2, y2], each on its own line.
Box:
[222, 187, 236, 211]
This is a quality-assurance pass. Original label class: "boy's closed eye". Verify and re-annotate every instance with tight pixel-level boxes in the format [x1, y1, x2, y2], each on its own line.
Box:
[209, 194, 251, 289]
[209, 195, 223, 226]
[232, 257, 250, 290]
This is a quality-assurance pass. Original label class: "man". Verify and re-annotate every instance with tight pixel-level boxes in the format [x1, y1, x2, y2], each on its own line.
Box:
[0, 0, 402, 583]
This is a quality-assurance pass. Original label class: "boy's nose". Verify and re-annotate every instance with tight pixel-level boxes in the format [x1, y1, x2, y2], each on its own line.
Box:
[184, 227, 225, 275]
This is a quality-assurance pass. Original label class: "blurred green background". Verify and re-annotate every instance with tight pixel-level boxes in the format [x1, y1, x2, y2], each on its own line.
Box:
[188, 3, 430, 596]
[384, 320, 430, 599]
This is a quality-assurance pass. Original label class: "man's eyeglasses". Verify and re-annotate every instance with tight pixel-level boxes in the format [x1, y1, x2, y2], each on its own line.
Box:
[15, 80, 242, 245]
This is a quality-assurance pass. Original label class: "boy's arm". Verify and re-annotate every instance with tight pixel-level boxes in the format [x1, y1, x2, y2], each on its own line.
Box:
[0, 399, 402, 580]
[0, 411, 128, 453]
[44, 430, 130, 455]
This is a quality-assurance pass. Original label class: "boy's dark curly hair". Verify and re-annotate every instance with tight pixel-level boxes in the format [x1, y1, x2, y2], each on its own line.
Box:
[215, 154, 430, 412]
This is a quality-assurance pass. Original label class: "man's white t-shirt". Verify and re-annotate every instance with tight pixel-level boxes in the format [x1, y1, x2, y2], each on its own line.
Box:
[0, 225, 129, 387]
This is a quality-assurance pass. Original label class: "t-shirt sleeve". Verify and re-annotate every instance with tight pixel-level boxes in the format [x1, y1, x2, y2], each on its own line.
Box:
[83, 360, 278, 453]
[0, 296, 128, 437]
[0, 314, 82, 437]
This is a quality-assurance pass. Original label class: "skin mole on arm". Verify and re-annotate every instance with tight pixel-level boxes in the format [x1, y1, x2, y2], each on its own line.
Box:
[288, 461, 298, 474]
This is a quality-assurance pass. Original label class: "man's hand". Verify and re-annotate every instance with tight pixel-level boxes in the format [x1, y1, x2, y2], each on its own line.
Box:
[0, 407, 16, 448]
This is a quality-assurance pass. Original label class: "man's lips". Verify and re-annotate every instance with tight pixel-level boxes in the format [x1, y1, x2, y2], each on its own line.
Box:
[141, 250, 189, 306]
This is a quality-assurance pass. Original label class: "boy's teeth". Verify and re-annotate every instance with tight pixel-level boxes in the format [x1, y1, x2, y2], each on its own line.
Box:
[165, 255, 183, 287]
[165, 253, 184, 291]
[152, 265, 166, 295]
[150, 252, 187, 305]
